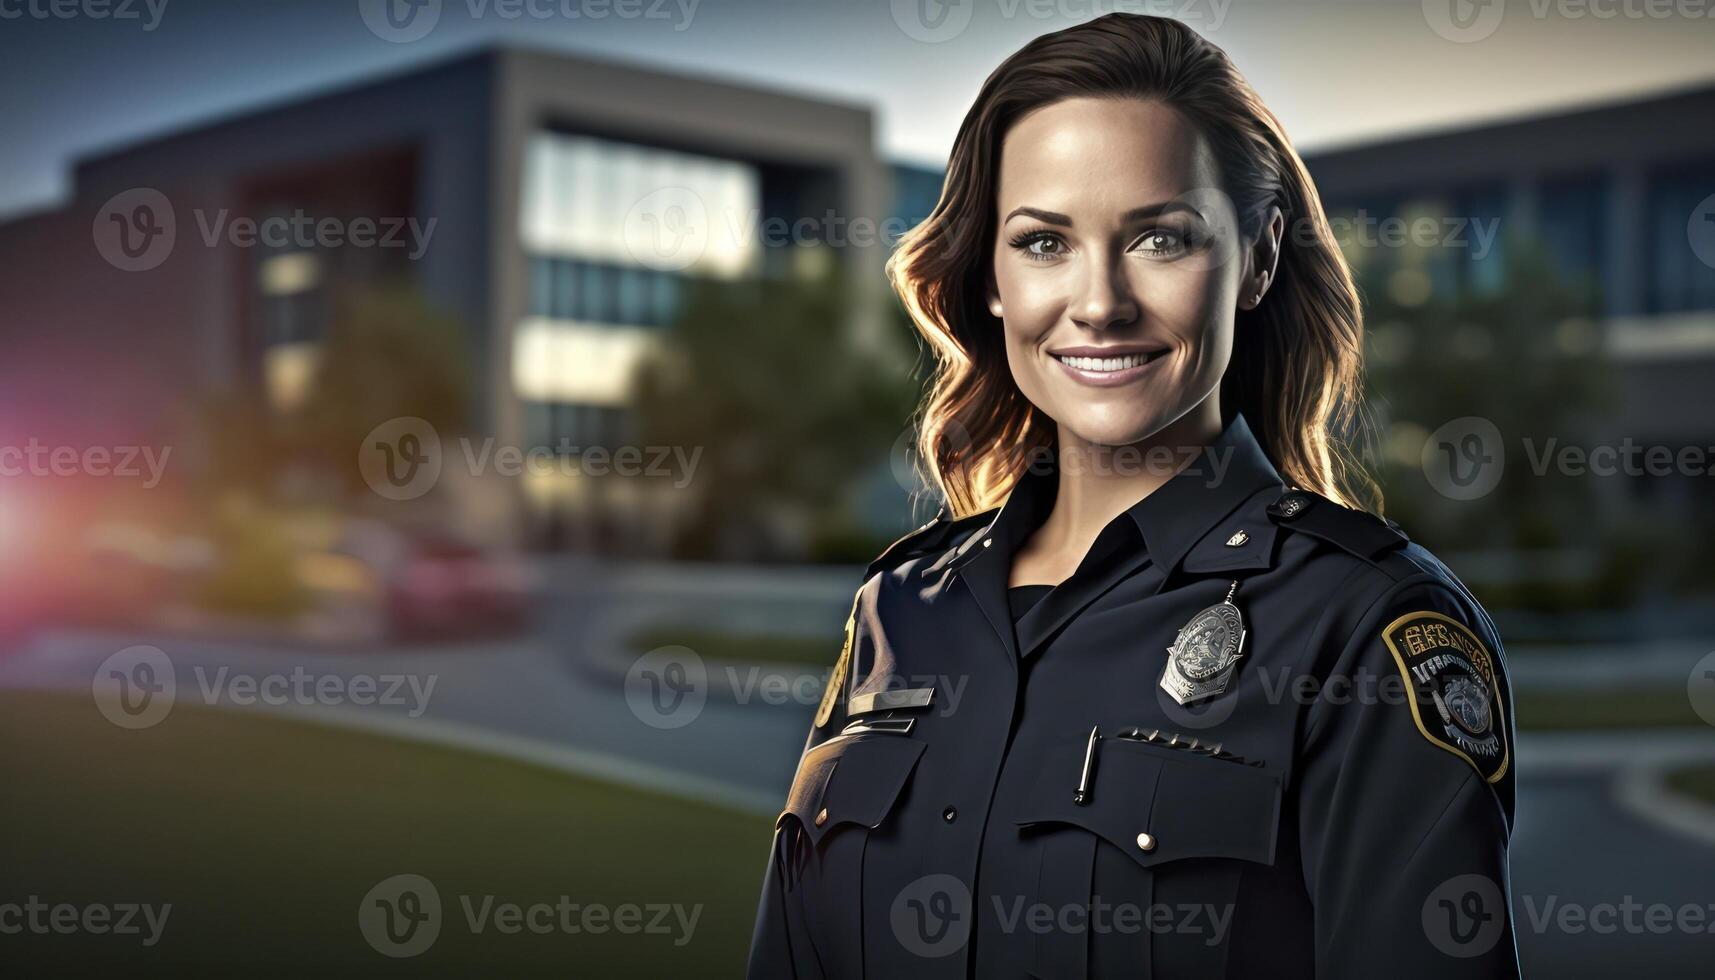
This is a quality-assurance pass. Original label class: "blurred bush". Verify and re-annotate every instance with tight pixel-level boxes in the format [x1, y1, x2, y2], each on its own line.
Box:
[633, 262, 919, 561]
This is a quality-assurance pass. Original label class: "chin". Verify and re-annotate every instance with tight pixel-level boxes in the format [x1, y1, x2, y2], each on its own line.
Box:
[1059, 412, 1169, 450]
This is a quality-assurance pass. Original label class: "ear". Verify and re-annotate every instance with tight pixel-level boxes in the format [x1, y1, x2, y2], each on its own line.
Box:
[1239, 206, 1285, 311]
[985, 270, 1004, 319]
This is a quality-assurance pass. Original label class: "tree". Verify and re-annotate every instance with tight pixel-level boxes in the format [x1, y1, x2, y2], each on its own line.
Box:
[632, 263, 919, 560]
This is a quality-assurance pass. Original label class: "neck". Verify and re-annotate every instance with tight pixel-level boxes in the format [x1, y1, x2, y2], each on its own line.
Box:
[1036, 399, 1223, 556]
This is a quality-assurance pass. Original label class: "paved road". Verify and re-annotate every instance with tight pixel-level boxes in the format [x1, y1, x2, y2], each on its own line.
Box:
[3, 558, 1712, 977]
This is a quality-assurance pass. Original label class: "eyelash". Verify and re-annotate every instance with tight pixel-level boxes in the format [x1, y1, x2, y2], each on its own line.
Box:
[1005, 227, 1192, 262]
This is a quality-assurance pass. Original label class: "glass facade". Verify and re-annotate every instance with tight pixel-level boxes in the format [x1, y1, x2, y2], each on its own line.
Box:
[515, 130, 761, 445]
[1538, 174, 1607, 297]
[1646, 163, 1715, 314]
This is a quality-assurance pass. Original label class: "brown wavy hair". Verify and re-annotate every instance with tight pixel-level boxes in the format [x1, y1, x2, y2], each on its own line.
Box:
[886, 13, 1380, 517]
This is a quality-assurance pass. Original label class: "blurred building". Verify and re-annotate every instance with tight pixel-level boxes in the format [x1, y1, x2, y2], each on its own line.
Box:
[0, 47, 919, 553]
[1303, 83, 1715, 530]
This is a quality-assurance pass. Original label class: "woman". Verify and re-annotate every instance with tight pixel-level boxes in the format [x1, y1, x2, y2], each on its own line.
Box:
[747, 14, 1517, 979]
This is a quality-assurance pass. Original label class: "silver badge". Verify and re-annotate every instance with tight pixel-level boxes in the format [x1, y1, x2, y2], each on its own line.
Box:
[1160, 581, 1247, 706]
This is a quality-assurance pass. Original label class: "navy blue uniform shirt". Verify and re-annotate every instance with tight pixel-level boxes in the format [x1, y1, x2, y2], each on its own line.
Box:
[747, 413, 1519, 979]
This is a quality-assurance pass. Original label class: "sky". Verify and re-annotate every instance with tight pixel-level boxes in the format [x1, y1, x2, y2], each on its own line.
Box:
[3, 0, 1714, 219]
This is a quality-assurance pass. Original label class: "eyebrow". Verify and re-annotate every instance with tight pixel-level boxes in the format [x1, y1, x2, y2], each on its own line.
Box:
[1003, 202, 1202, 225]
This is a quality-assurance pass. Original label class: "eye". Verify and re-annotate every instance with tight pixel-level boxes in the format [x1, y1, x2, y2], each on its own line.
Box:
[1007, 229, 1068, 262]
[1132, 228, 1189, 258]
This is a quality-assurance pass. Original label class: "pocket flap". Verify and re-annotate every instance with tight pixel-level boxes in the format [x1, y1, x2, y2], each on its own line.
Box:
[779, 734, 927, 848]
[1014, 736, 1281, 870]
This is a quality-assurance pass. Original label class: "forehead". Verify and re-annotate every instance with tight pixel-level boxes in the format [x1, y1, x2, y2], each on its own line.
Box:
[995, 97, 1219, 215]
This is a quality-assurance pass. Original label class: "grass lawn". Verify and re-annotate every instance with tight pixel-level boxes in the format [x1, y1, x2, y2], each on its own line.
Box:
[0, 690, 773, 978]
[1512, 686, 1706, 730]
[1665, 764, 1715, 807]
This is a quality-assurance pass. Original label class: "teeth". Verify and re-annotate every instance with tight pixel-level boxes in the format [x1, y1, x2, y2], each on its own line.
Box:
[1056, 352, 1157, 372]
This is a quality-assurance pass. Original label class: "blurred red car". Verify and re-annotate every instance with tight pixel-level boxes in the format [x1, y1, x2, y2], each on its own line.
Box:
[383, 536, 535, 640]
[316, 520, 536, 641]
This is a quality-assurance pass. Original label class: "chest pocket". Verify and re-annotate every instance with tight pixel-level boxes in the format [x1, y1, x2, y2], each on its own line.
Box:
[1012, 735, 1281, 980]
[776, 733, 926, 980]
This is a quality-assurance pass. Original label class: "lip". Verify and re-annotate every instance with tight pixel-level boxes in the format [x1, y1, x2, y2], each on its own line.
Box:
[1047, 345, 1169, 387]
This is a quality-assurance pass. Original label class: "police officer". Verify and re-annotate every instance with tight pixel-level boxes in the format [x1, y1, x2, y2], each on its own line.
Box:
[747, 13, 1518, 979]
[744, 415, 1517, 979]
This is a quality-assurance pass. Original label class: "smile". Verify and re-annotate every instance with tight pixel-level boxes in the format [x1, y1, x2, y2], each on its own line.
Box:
[1050, 348, 1167, 387]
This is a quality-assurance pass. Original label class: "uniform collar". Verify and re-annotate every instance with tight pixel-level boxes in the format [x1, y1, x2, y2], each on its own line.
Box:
[949, 412, 1284, 579]
[946, 412, 1285, 662]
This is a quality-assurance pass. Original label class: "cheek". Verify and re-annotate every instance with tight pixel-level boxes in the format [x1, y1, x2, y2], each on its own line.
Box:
[996, 267, 1062, 372]
[1135, 265, 1233, 351]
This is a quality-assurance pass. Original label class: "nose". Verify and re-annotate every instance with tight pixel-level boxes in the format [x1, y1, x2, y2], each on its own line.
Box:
[1070, 251, 1139, 331]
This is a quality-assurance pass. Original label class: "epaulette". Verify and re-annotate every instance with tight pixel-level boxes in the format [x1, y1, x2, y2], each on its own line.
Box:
[864, 508, 994, 579]
[1265, 488, 1407, 564]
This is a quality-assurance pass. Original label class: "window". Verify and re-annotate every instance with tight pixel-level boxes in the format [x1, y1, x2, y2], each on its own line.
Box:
[1538, 175, 1607, 289]
[520, 130, 761, 278]
[1646, 164, 1715, 314]
[524, 400, 634, 454]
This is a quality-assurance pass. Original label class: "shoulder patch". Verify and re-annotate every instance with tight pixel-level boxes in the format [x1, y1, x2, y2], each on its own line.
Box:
[814, 594, 858, 729]
[1381, 610, 1510, 783]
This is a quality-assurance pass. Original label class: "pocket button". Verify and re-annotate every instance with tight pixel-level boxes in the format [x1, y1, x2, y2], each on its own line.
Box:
[1135, 832, 1157, 852]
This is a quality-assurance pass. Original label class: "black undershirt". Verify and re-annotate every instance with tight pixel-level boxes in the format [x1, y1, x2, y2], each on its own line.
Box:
[1007, 584, 1054, 621]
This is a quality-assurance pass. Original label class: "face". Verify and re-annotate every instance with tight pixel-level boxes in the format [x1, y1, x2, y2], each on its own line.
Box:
[988, 96, 1277, 450]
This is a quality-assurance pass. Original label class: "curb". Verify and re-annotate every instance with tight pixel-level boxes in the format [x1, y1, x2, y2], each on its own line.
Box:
[1613, 761, 1715, 849]
[201, 696, 782, 817]
[575, 637, 831, 708]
